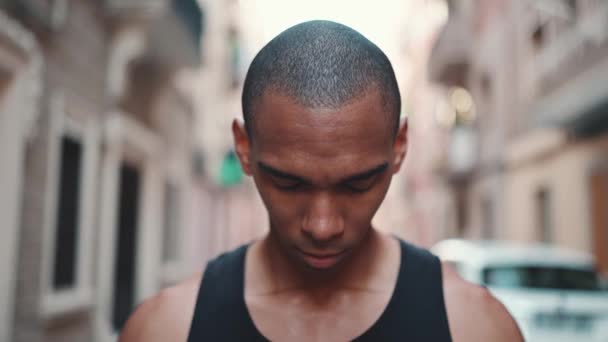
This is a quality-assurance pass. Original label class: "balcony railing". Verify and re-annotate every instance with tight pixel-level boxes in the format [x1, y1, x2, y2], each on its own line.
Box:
[105, 0, 168, 17]
[531, 2, 608, 136]
[107, 0, 203, 68]
[145, 0, 203, 68]
[535, 2, 608, 92]
[428, 10, 472, 87]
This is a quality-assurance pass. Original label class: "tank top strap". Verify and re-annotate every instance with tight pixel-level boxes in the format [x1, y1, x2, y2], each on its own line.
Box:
[355, 239, 452, 341]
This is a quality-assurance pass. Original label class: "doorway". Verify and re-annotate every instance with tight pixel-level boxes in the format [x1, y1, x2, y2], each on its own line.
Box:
[590, 169, 608, 274]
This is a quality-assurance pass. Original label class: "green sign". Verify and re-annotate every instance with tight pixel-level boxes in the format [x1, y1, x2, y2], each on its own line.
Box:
[219, 150, 243, 187]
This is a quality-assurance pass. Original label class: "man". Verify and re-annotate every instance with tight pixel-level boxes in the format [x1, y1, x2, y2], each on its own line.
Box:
[120, 20, 523, 341]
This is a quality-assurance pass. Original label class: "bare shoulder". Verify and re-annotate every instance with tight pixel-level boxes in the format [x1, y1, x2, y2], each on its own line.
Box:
[118, 272, 203, 342]
[441, 263, 524, 342]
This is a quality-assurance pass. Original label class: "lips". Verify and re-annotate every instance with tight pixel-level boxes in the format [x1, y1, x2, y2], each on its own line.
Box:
[298, 249, 345, 269]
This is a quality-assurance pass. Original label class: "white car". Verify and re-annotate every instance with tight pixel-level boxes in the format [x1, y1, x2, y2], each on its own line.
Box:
[432, 239, 608, 342]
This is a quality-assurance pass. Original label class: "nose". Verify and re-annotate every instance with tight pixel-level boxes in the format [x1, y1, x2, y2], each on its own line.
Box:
[301, 192, 344, 244]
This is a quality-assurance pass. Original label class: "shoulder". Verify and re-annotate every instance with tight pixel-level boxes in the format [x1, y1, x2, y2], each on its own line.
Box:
[441, 263, 524, 342]
[118, 272, 203, 342]
[118, 244, 250, 342]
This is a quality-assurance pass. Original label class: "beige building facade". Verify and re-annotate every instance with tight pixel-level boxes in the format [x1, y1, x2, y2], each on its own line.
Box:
[430, 0, 608, 273]
[0, 9, 43, 342]
[0, 0, 217, 341]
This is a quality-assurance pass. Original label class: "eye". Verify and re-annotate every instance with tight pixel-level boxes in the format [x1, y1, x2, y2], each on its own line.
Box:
[343, 178, 377, 193]
[271, 176, 303, 191]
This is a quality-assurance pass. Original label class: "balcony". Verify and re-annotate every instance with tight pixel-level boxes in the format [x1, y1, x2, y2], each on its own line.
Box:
[105, 0, 169, 18]
[533, 57, 608, 137]
[108, 0, 204, 69]
[428, 8, 472, 87]
[532, 3, 608, 138]
[0, 0, 69, 30]
[145, 0, 204, 68]
[534, 1, 608, 95]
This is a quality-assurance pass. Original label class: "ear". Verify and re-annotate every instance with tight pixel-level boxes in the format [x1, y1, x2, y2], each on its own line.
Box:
[391, 118, 408, 174]
[232, 119, 253, 175]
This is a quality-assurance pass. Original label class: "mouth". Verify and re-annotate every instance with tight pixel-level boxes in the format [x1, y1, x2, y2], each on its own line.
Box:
[297, 249, 347, 269]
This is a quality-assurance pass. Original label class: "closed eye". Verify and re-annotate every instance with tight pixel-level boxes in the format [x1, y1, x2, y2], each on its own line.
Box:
[339, 163, 388, 193]
[258, 161, 388, 193]
[271, 176, 304, 190]
[258, 162, 308, 191]
[342, 177, 377, 193]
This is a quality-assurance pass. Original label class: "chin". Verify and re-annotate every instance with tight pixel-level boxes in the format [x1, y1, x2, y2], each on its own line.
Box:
[294, 247, 352, 272]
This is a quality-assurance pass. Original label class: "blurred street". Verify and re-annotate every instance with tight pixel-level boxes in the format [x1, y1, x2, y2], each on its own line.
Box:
[0, 0, 607, 341]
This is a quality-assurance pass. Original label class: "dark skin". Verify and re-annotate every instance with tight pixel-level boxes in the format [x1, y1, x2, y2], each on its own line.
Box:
[119, 88, 524, 342]
[235, 88, 405, 340]
[240, 87, 404, 275]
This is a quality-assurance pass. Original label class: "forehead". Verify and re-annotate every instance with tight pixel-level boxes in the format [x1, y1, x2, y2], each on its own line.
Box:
[251, 90, 393, 174]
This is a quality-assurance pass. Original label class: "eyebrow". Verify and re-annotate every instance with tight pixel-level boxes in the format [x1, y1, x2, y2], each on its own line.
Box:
[257, 162, 310, 183]
[257, 161, 389, 184]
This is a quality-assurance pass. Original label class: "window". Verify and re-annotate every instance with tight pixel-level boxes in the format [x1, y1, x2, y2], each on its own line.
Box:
[0, 68, 13, 96]
[228, 26, 241, 89]
[41, 97, 98, 318]
[162, 182, 180, 263]
[536, 187, 552, 242]
[455, 186, 469, 236]
[483, 265, 602, 291]
[159, 168, 189, 287]
[481, 195, 494, 240]
[480, 74, 493, 107]
[112, 162, 141, 331]
[532, 23, 546, 52]
[95, 113, 165, 340]
[52, 136, 83, 290]
[477, 73, 494, 131]
[589, 169, 608, 275]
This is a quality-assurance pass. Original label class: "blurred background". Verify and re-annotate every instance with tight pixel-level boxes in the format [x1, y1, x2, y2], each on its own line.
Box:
[0, 0, 607, 341]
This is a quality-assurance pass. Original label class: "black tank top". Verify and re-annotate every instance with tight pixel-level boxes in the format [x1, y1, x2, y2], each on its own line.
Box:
[187, 239, 452, 341]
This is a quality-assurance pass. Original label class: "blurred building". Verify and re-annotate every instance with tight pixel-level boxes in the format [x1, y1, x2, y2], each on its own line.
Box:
[387, 0, 453, 247]
[192, 0, 268, 256]
[430, 0, 608, 274]
[0, 0, 213, 341]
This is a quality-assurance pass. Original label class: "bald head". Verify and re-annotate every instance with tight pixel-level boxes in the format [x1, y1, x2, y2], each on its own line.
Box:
[241, 20, 401, 138]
